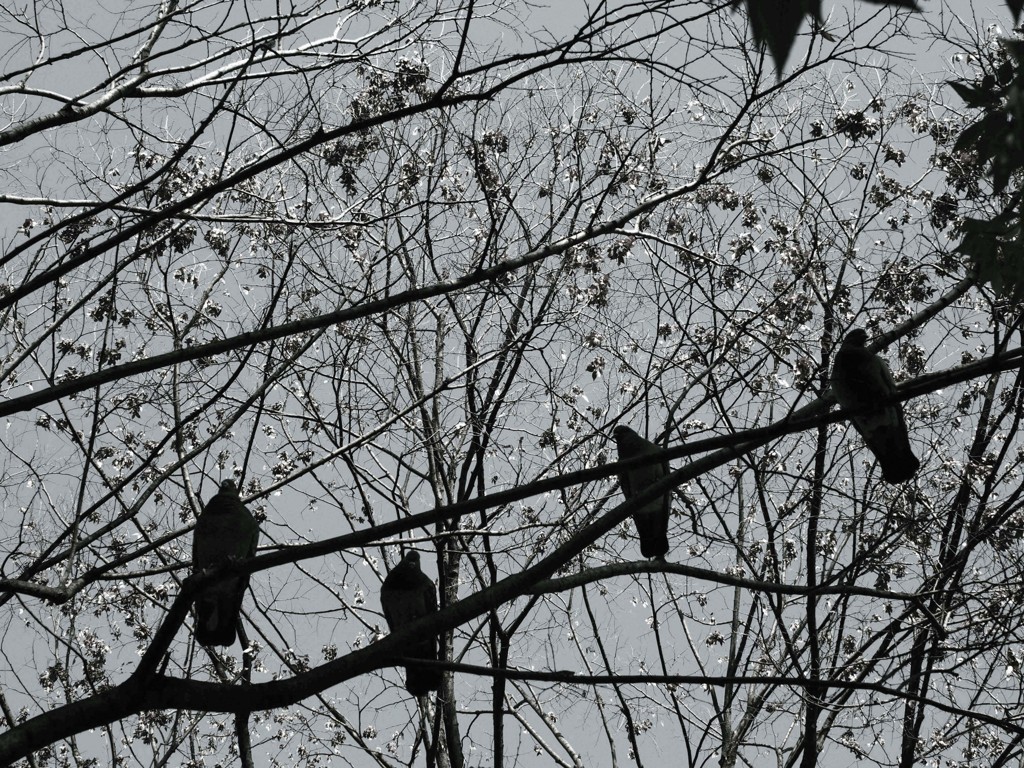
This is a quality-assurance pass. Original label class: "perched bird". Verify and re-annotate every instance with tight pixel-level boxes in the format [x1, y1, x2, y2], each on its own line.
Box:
[830, 328, 920, 484]
[613, 425, 672, 559]
[380, 550, 442, 695]
[192, 479, 260, 647]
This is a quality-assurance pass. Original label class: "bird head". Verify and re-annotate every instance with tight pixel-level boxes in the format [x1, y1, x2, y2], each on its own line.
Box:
[219, 479, 238, 493]
[844, 328, 869, 347]
[613, 425, 639, 443]
[403, 550, 421, 567]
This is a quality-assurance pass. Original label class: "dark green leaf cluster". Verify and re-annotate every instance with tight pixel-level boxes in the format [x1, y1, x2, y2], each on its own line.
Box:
[738, 0, 920, 71]
[950, 40, 1024, 296]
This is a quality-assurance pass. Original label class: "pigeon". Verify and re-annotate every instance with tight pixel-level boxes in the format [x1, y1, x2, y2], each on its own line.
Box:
[380, 550, 442, 695]
[192, 479, 260, 646]
[613, 425, 671, 559]
[830, 328, 920, 484]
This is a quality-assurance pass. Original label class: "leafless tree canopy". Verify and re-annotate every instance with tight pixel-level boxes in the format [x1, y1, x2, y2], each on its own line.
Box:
[0, 1, 1022, 766]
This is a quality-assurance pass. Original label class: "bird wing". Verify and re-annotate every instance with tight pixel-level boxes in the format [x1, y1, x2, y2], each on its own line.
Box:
[381, 558, 427, 630]
[193, 506, 235, 571]
[381, 582, 424, 631]
[831, 343, 880, 409]
[418, 570, 438, 615]
[240, 505, 260, 560]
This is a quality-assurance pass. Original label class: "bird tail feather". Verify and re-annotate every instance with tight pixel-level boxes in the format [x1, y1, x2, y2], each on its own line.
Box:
[633, 508, 670, 559]
[194, 594, 239, 647]
[403, 638, 441, 694]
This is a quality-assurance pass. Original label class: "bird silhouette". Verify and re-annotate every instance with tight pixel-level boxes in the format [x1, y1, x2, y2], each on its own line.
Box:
[830, 329, 920, 484]
[380, 550, 442, 695]
[192, 479, 259, 646]
[613, 425, 672, 559]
